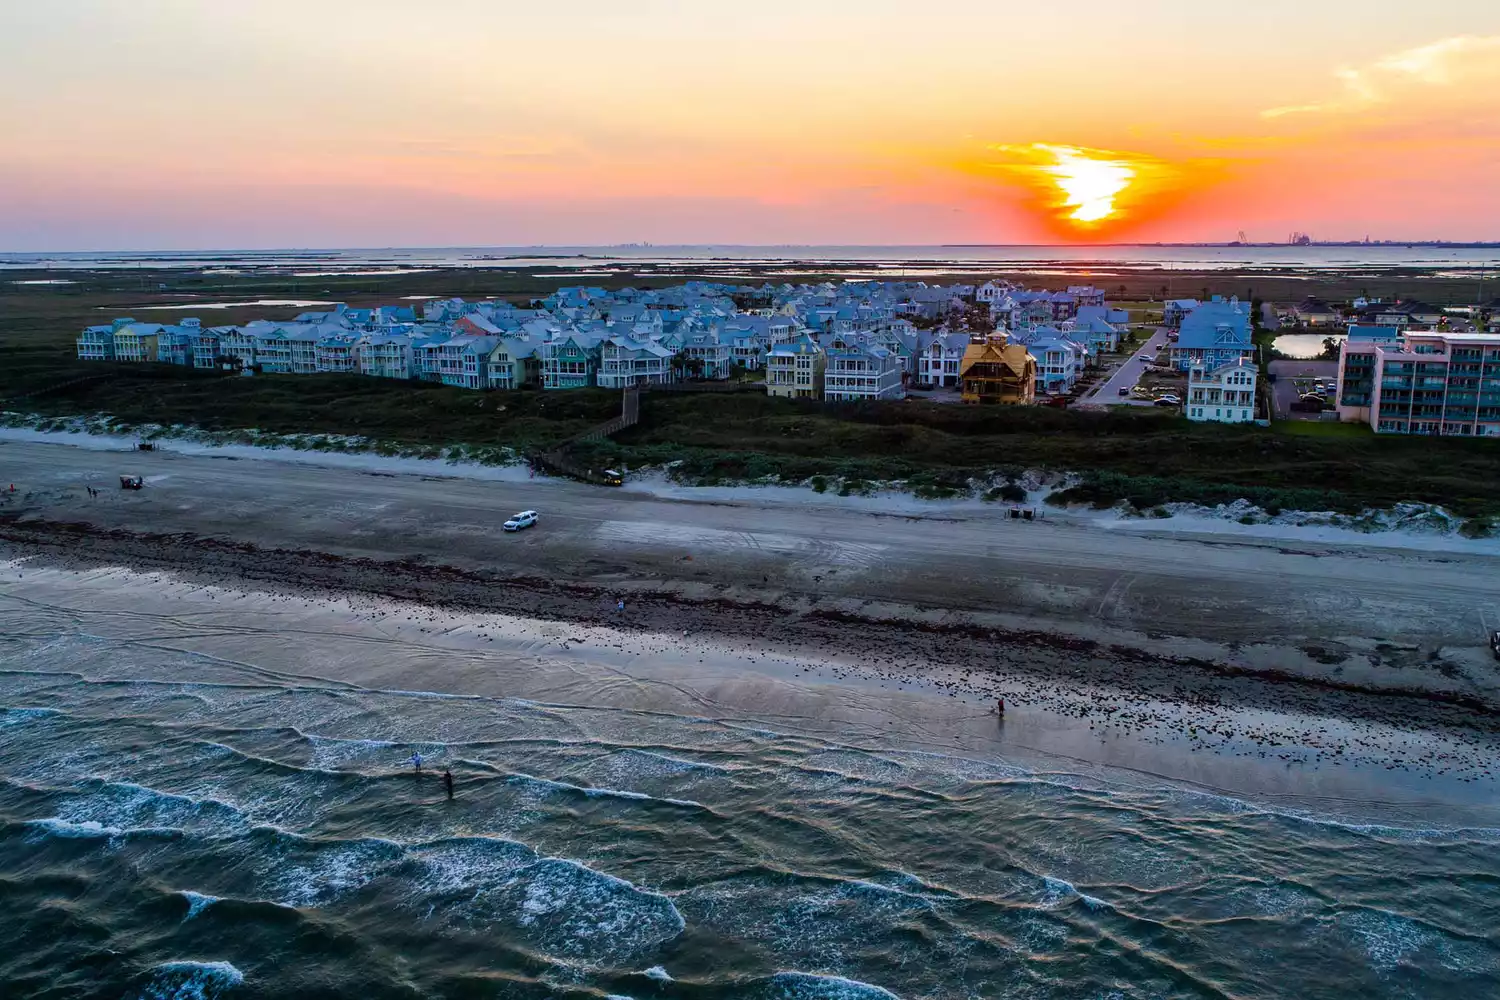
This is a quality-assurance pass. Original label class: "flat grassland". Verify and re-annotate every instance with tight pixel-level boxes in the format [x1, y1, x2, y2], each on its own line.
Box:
[4, 266, 1500, 517]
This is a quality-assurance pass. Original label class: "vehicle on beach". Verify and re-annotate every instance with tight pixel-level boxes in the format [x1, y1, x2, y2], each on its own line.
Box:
[1491, 630, 1500, 660]
[503, 510, 538, 532]
[119, 475, 144, 490]
[602, 469, 624, 486]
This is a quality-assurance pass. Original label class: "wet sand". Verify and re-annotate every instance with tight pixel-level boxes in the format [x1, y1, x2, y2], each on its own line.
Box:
[2, 551, 1497, 827]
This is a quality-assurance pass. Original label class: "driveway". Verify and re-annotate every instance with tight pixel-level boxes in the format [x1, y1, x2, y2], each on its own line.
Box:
[1268, 359, 1338, 419]
[1078, 328, 1170, 407]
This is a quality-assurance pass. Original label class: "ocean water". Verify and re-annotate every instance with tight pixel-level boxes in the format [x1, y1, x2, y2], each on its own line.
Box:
[5, 244, 1500, 276]
[3, 623, 1498, 1000]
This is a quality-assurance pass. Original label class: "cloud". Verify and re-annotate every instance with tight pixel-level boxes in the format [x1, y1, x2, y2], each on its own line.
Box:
[1263, 35, 1500, 118]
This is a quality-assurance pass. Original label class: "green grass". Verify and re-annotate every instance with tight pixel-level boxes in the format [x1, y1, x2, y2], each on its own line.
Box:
[1274, 420, 1373, 438]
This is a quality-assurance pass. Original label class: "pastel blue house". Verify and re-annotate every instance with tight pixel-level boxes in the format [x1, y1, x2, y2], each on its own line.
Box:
[1169, 300, 1253, 372]
[1026, 333, 1087, 394]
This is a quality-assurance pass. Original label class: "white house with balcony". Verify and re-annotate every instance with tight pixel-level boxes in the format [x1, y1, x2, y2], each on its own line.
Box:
[823, 343, 905, 402]
[1187, 360, 1258, 423]
[917, 332, 968, 387]
[358, 333, 419, 380]
[598, 336, 675, 387]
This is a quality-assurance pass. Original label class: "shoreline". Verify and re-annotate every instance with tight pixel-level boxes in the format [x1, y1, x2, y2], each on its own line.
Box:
[3, 514, 1498, 816]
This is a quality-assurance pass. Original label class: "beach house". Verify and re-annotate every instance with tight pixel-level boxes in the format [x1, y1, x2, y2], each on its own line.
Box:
[1169, 299, 1253, 372]
[681, 328, 734, 380]
[1026, 332, 1086, 395]
[1186, 361, 1258, 423]
[1164, 300, 1201, 328]
[76, 325, 117, 361]
[823, 343, 904, 402]
[486, 337, 538, 389]
[765, 334, 825, 399]
[540, 334, 600, 389]
[111, 322, 163, 363]
[960, 335, 1036, 405]
[193, 327, 224, 369]
[598, 336, 675, 388]
[358, 333, 421, 380]
[917, 332, 969, 387]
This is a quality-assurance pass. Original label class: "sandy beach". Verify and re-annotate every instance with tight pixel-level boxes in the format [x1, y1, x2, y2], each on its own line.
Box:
[1, 435, 1498, 818]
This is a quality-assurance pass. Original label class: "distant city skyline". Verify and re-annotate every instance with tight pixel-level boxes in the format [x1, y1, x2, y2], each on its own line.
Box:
[2, 1, 1499, 251]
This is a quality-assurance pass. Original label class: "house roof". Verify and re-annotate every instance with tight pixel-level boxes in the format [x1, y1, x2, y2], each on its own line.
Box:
[960, 338, 1034, 376]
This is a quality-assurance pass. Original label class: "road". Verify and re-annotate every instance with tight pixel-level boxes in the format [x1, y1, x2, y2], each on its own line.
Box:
[1078, 328, 1170, 407]
[4, 438, 1500, 666]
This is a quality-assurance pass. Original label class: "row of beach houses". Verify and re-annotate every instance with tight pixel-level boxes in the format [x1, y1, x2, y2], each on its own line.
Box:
[77, 280, 1135, 405]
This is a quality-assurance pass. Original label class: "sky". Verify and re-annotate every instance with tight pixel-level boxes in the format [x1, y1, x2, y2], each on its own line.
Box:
[2, 0, 1499, 250]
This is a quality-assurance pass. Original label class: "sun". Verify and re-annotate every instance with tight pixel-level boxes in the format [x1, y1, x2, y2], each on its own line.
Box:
[1036, 145, 1136, 224]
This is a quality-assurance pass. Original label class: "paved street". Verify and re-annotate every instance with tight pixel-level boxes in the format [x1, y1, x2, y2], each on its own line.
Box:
[1078, 328, 1170, 407]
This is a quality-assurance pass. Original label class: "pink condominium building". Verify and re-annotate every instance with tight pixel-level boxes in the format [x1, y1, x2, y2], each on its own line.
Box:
[1336, 330, 1500, 436]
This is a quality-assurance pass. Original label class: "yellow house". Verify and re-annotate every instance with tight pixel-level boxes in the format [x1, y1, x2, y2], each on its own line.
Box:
[111, 323, 163, 363]
[960, 335, 1036, 405]
[765, 333, 825, 399]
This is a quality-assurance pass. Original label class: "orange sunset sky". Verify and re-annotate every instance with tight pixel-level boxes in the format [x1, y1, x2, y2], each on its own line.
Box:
[2, 0, 1499, 249]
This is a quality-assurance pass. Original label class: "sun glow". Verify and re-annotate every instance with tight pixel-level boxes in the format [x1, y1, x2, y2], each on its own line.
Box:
[1037, 145, 1136, 223]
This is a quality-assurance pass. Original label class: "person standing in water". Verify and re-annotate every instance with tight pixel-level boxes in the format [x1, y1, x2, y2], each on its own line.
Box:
[442, 769, 454, 800]
[409, 751, 423, 773]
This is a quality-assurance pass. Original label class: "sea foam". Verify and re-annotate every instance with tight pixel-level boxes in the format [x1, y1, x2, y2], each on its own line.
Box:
[132, 960, 244, 1000]
[764, 972, 901, 999]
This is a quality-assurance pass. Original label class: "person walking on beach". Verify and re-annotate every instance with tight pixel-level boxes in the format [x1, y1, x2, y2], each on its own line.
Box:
[616, 599, 625, 614]
[409, 751, 423, 773]
[442, 769, 454, 800]
[995, 698, 1006, 717]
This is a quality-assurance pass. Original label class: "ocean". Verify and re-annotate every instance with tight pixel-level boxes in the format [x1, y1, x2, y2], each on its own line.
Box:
[4, 244, 1500, 278]
[2, 567, 1498, 1000]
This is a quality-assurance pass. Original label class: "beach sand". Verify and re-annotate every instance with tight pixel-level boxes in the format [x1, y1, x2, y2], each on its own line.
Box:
[2, 435, 1499, 822]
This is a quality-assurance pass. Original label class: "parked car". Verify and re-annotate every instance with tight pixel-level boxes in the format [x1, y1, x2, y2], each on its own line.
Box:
[1154, 397, 1180, 408]
[503, 510, 539, 532]
[1117, 386, 1130, 396]
[1156, 393, 1181, 404]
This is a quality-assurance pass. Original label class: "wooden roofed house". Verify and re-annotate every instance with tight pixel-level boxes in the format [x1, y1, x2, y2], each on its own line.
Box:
[959, 334, 1036, 405]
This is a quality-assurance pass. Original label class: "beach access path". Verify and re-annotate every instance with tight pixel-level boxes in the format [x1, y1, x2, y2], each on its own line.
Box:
[3, 437, 1500, 692]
